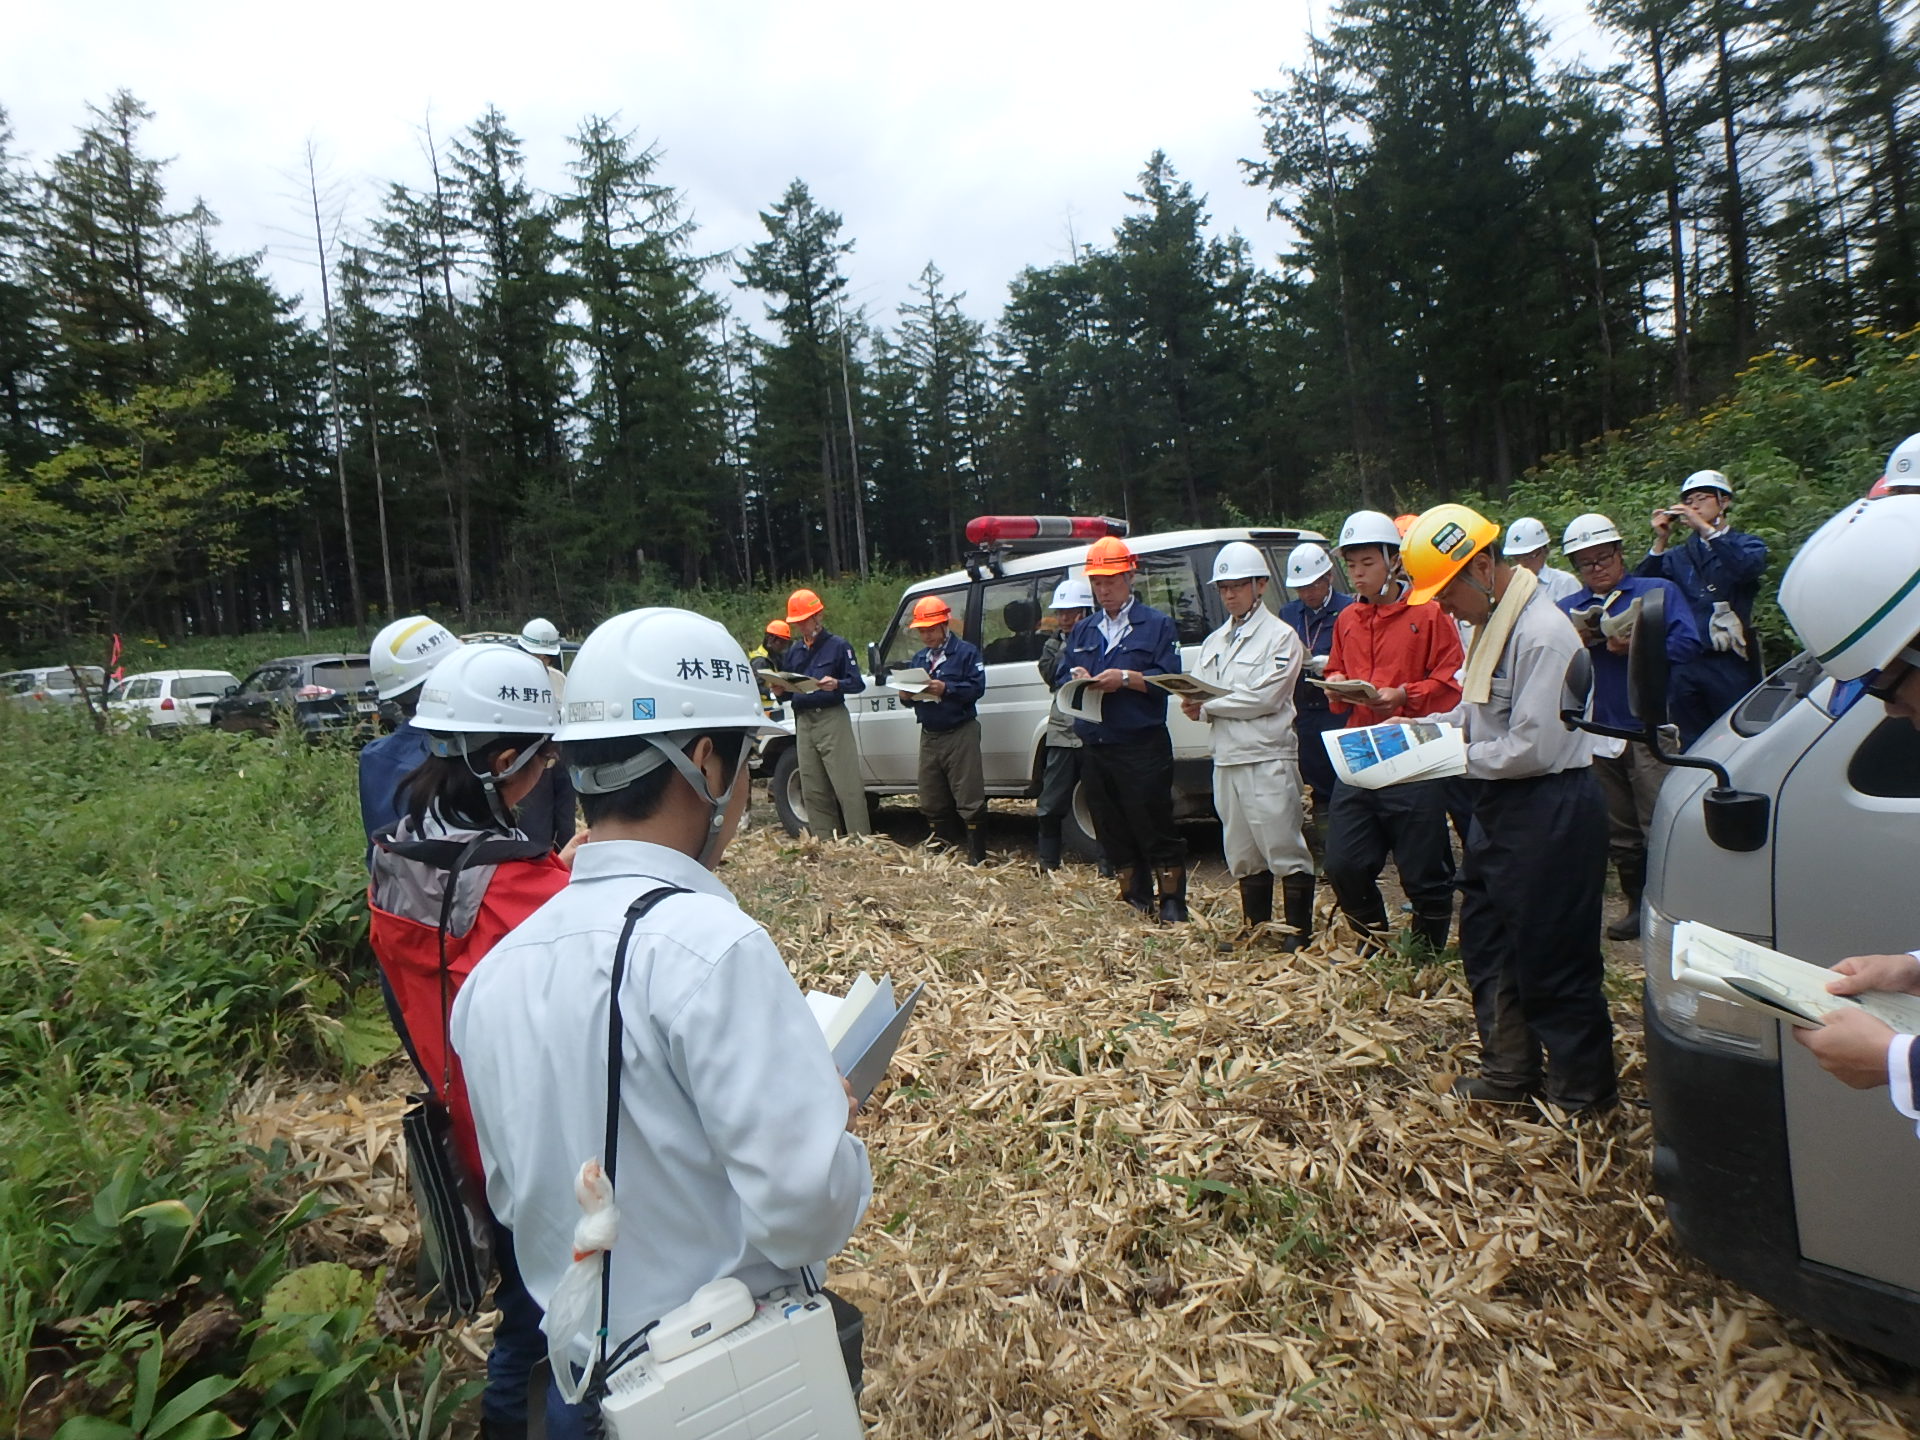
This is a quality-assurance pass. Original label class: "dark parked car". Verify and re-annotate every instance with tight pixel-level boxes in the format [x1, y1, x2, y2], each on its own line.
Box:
[210, 654, 378, 740]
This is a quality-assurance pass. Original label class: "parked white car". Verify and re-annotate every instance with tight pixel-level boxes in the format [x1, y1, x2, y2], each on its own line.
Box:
[2, 666, 108, 710]
[762, 520, 1335, 854]
[107, 669, 241, 734]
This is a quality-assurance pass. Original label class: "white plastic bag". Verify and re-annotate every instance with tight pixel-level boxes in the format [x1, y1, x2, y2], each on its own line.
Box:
[543, 1159, 620, 1404]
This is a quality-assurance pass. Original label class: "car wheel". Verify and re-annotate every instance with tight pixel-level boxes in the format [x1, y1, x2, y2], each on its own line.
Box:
[770, 746, 808, 837]
[1063, 779, 1102, 861]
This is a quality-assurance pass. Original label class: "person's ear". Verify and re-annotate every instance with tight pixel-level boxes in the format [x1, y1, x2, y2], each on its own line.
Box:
[691, 735, 723, 787]
[491, 748, 520, 778]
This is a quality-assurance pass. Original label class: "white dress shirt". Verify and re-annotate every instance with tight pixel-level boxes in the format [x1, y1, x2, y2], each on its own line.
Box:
[451, 839, 871, 1366]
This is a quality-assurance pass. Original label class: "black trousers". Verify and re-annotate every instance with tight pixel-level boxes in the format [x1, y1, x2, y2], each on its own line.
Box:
[1080, 729, 1184, 873]
[1323, 776, 1456, 931]
[1458, 767, 1616, 1108]
[1295, 706, 1344, 804]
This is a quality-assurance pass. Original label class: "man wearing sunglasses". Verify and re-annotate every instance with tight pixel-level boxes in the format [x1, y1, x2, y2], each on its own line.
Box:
[1775, 495, 1920, 1127]
[1557, 514, 1700, 941]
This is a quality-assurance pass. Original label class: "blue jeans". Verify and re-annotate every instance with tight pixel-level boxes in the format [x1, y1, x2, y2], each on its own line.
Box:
[485, 1226, 546, 1432]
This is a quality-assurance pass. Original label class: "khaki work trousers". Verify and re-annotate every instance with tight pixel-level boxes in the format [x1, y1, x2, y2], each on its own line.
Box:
[918, 719, 987, 830]
[1215, 756, 1314, 881]
[797, 704, 871, 838]
[1592, 739, 1666, 874]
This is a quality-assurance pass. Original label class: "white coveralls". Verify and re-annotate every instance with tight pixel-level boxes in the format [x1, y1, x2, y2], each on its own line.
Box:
[450, 840, 872, 1376]
[1192, 605, 1314, 880]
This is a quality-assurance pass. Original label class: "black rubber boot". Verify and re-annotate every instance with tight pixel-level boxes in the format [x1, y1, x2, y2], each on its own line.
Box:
[1118, 867, 1154, 916]
[1156, 867, 1190, 924]
[966, 821, 988, 866]
[1607, 858, 1645, 941]
[1450, 1075, 1539, 1105]
[1238, 874, 1275, 930]
[1410, 903, 1453, 954]
[1280, 873, 1315, 954]
[1036, 820, 1063, 871]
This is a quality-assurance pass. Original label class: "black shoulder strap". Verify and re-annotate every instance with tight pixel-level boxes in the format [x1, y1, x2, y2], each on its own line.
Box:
[434, 834, 491, 1094]
[592, 882, 691, 1399]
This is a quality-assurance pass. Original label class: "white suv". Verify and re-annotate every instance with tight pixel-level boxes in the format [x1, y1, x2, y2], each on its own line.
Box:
[107, 669, 241, 734]
[764, 523, 1334, 855]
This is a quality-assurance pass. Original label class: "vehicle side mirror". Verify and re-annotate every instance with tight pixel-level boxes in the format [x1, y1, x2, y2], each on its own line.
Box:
[867, 640, 884, 687]
[223, 685, 238, 697]
[1560, 647, 1594, 727]
[1628, 586, 1670, 728]
[1702, 786, 1769, 852]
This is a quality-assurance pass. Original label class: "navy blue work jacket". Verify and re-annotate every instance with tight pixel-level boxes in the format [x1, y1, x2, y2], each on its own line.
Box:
[905, 635, 986, 731]
[782, 632, 866, 711]
[1634, 528, 1768, 636]
[358, 720, 432, 842]
[1279, 591, 1354, 714]
[1055, 599, 1180, 743]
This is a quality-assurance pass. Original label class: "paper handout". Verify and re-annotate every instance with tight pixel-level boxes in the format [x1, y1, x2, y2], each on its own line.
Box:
[1322, 720, 1467, 790]
[1306, 675, 1387, 707]
[1147, 673, 1229, 700]
[1670, 921, 1920, 1032]
[765, 670, 821, 694]
[1052, 678, 1105, 725]
[888, 666, 935, 701]
[805, 973, 926, 1103]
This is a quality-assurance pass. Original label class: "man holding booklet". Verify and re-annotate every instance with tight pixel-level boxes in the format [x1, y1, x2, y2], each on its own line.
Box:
[453, 608, 872, 1435]
[1401, 505, 1616, 1115]
[1319, 510, 1464, 952]
[1182, 542, 1316, 947]
[1772, 492, 1920, 1130]
[896, 594, 990, 863]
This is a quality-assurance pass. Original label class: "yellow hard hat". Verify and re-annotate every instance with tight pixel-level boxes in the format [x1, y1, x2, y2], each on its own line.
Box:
[1401, 504, 1501, 605]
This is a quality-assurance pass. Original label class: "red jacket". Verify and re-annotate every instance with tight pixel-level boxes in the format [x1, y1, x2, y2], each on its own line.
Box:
[1325, 590, 1464, 727]
[368, 823, 570, 1184]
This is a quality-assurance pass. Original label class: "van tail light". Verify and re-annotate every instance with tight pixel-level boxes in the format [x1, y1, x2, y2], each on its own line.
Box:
[295, 685, 336, 700]
[964, 516, 1128, 545]
[160, 697, 175, 711]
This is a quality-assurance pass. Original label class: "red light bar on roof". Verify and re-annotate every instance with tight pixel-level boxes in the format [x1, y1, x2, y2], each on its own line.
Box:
[964, 515, 1128, 546]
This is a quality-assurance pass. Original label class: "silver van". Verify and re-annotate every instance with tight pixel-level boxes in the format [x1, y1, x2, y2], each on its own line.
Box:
[1605, 600, 1920, 1365]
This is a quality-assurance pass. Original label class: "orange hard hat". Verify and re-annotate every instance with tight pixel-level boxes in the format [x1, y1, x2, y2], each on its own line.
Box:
[1394, 513, 1418, 538]
[1083, 535, 1138, 576]
[785, 588, 825, 624]
[909, 595, 952, 629]
[765, 618, 791, 640]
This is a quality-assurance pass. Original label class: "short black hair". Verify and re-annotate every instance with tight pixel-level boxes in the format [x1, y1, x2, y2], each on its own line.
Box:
[566, 729, 750, 828]
[398, 732, 548, 833]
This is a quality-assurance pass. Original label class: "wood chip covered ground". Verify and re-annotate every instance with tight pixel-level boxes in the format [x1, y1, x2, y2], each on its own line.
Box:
[243, 819, 1920, 1437]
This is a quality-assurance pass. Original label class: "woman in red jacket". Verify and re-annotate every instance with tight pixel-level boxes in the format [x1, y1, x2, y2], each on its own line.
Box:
[368, 641, 579, 1440]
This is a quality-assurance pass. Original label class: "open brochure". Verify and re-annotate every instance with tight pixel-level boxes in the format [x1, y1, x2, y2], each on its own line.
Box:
[1306, 675, 1387, 707]
[1670, 921, 1920, 1032]
[887, 666, 935, 701]
[804, 973, 926, 1103]
[1052, 677, 1105, 725]
[764, 670, 821, 695]
[1146, 673, 1229, 701]
[1322, 720, 1467, 790]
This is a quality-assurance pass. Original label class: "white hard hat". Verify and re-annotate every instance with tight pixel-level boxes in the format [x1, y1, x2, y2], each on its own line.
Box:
[1680, 469, 1733, 498]
[1502, 517, 1551, 557]
[1049, 577, 1095, 610]
[1561, 512, 1623, 555]
[1286, 543, 1333, 586]
[556, 607, 771, 744]
[1781, 495, 1920, 682]
[1887, 432, 1920, 484]
[1211, 541, 1270, 583]
[1337, 510, 1402, 552]
[519, 617, 562, 656]
[369, 615, 461, 700]
[414, 644, 562, 738]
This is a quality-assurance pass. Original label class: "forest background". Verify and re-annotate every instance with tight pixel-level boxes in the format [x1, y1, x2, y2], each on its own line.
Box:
[1, 0, 1917, 666]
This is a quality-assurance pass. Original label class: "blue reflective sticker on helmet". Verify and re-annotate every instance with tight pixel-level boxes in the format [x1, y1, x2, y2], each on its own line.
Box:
[632, 698, 656, 720]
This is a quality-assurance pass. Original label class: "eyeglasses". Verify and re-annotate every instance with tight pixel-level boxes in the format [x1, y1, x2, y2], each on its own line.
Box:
[1570, 551, 1618, 573]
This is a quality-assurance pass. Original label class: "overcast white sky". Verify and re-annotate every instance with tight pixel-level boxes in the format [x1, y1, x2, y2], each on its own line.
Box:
[7, 0, 1614, 334]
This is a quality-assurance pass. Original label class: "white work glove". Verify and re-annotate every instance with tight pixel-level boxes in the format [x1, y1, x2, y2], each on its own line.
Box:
[1599, 596, 1643, 642]
[1708, 601, 1748, 659]
[545, 1160, 621, 1403]
[1306, 654, 1329, 676]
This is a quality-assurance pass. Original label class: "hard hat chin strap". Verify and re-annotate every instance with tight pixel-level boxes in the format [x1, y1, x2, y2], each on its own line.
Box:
[647, 733, 753, 867]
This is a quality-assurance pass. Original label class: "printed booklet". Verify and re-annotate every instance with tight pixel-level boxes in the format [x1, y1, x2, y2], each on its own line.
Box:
[765, 671, 821, 694]
[804, 974, 926, 1103]
[887, 666, 935, 700]
[1321, 719, 1467, 790]
[1669, 921, 1920, 1031]
[1146, 673, 1229, 700]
